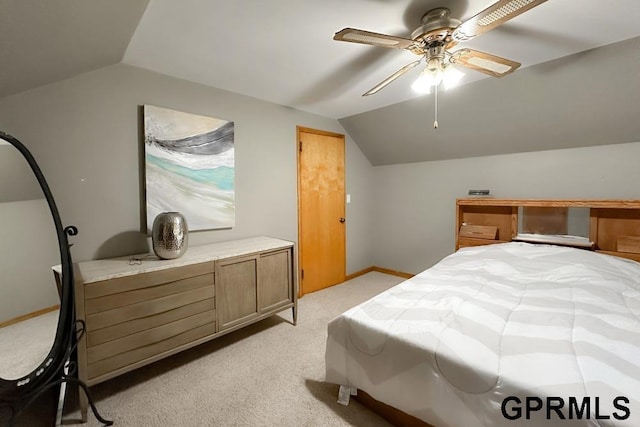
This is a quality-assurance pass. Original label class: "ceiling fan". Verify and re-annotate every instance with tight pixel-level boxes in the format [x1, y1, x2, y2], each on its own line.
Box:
[334, 0, 549, 97]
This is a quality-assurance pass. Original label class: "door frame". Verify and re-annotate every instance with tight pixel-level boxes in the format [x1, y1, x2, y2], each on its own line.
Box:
[296, 126, 346, 297]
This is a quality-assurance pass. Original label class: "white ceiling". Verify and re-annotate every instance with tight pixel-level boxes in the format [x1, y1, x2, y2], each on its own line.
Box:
[123, 0, 640, 119]
[0, 0, 149, 99]
[2, 0, 640, 164]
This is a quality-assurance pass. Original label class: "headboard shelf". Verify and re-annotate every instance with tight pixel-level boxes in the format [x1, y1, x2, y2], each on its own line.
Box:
[457, 198, 640, 209]
[456, 199, 640, 262]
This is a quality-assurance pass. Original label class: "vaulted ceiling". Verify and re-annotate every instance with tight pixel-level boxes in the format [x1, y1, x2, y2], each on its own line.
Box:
[2, 0, 640, 165]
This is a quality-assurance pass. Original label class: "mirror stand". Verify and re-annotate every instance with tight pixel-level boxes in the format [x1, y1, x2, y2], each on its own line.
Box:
[0, 132, 111, 426]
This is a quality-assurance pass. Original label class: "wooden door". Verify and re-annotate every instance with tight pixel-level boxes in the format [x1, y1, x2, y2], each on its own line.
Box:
[297, 127, 346, 295]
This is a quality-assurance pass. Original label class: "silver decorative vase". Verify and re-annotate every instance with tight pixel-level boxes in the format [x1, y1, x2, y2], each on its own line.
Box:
[151, 212, 189, 259]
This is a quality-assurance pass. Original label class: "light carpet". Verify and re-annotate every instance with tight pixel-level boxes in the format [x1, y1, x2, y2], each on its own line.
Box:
[0, 310, 58, 381]
[63, 272, 404, 426]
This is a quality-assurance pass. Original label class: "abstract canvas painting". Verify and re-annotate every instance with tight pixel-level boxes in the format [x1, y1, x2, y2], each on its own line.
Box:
[144, 105, 235, 231]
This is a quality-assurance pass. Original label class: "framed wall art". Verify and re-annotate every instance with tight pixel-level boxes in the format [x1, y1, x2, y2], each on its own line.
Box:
[143, 105, 235, 231]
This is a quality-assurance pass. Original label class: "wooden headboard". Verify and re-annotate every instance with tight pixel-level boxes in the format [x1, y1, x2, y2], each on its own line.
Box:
[456, 199, 640, 262]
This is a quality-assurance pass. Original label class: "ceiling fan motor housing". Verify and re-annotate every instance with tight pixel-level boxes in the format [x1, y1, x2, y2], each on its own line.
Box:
[410, 7, 461, 48]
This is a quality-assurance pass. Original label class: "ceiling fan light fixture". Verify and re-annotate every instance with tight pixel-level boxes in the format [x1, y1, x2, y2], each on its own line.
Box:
[411, 68, 433, 94]
[442, 64, 464, 89]
[412, 62, 464, 93]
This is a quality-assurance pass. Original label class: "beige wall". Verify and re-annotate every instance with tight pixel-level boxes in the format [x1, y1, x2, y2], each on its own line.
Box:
[0, 64, 375, 313]
[3, 60, 639, 305]
[0, 199, 60, 321]
[0, 140, 60, 319]
[372, 142, 640, 274]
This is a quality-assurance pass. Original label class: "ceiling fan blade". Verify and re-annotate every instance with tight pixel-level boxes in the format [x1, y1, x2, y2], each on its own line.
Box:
[363, 60, 421, 96]
[449, 49, 520, 77]
[334, 28, 417, 50]
[452, 0, 548, 42]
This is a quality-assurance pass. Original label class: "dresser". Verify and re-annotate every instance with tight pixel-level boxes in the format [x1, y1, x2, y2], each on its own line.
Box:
[57, 236, 296, 421]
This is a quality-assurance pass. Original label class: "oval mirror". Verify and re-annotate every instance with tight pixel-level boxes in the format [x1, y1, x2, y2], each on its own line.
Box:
[0, 138, 60, 380]
[0, 132, 97, 425]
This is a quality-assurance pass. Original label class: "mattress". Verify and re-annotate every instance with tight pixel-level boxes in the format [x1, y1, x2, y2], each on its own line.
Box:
[325, 242, 640, 426]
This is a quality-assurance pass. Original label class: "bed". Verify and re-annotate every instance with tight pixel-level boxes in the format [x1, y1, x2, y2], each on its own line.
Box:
[325, 199, 640, 426]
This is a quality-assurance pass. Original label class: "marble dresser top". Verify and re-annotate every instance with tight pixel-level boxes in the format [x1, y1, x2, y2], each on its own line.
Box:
[63, 236, 293, 284]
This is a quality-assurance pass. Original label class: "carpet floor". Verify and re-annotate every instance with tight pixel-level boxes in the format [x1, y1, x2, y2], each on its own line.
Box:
[61, 271, 404, 426]
[0, 310, 58, 381]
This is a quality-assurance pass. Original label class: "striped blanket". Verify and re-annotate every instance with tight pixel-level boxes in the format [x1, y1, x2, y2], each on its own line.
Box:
[325, 242, 640, 426]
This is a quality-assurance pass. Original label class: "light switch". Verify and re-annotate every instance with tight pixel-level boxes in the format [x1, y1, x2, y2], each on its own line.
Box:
[346, 194, 351, 204]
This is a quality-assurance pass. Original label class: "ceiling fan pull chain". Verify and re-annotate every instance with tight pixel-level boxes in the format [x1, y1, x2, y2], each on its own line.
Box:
[433, 84, 439, 129]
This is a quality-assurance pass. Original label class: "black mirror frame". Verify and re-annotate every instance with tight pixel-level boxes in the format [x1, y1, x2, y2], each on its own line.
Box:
[0, 132, 111, 425]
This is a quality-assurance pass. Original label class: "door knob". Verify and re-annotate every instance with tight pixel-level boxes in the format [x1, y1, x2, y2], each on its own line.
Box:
[339, 217, 346, 223]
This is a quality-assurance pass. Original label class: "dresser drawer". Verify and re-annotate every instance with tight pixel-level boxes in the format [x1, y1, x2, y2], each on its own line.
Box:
[83, 261, 214, 299]
[87, 309, 214, 363]
[87, 318, 215, 381]
[87, 298, 214, 347]
[83, 261, 214, 331]
[85, 275, 215, 331]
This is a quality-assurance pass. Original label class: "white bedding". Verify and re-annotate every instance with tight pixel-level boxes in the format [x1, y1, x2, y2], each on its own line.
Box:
[325, 242, 640, 426]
